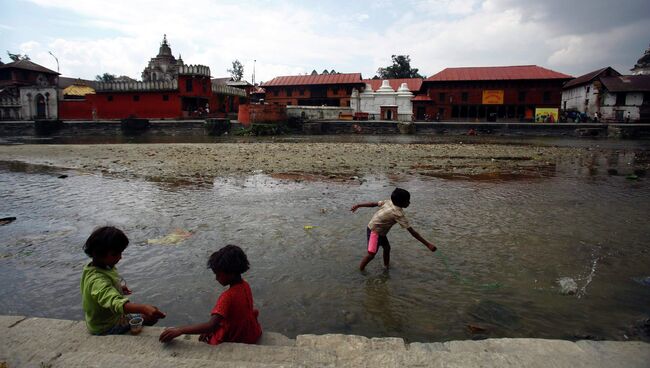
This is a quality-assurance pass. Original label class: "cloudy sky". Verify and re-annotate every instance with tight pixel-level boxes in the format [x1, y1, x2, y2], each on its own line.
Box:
[1, 0, 649, 82]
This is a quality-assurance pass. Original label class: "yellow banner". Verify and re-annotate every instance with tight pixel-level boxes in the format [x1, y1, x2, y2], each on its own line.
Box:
[482, 90, 504, 104]
[535, 108, 559, 123]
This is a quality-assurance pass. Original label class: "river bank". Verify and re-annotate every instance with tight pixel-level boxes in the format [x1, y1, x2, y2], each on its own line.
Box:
[0, 141, 648, 184]
[1, 315, 649, 368]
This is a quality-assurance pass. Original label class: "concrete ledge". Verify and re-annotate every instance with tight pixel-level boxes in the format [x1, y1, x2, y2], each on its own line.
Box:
[0, 316, 649, 367]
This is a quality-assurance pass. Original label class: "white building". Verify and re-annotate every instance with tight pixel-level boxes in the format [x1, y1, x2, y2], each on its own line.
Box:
[598, 75, 650, 122]
[561, 67, 620, 114]
[351, 79, 417, 121]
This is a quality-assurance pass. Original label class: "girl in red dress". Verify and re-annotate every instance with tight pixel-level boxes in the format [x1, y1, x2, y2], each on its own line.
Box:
[159, 245, 262, 345]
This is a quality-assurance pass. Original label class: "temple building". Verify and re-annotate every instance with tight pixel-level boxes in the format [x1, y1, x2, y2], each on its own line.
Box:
[59, 35, 246, 120]
[351, 79, 419, 121]
[631, 44, 650, 75]
[141, 34, 184, 82]
[0, 59, 60, 120]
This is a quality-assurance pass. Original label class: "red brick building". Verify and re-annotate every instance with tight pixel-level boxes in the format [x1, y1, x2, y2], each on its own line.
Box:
[415, 65, 572, 121]
[58, 36, 246, 120]
[262, 73, 365, 107]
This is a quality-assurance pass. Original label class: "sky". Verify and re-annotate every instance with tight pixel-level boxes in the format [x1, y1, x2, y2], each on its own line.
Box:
[1, 0, 649, 83]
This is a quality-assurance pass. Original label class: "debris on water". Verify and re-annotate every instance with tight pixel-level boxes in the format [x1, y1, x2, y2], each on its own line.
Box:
[625, 174, 639, 180]
[58, 174, 68, 179]
[632, 276, 650, 287]
[0, 217, 16, 226]
[467, 324, 488, 334]
[557, 277, 578, 295]
[607, 168, 618, 175]
[147, 229, 192, 245]
[303, 225, 316, 230]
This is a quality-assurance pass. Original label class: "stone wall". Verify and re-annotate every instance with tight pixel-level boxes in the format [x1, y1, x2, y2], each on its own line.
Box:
[19, 86, 58, 120]
[286, 105, 353, 120]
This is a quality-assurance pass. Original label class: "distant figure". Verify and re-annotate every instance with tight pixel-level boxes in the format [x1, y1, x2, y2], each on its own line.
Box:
[159, 245, 262, 345]
[626, 111, 631, 123]
[593, 112, 599, 123]
[81, 227, 165, 335]
[467, 128, 477, 136]
[351, 188, 437, 271]
[435, 112, 441, 122]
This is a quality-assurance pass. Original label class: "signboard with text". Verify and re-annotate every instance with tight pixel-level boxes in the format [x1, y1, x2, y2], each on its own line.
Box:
[482, 90, 504, 104]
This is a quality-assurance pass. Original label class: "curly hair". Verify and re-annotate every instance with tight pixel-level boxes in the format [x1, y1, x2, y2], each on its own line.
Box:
[207, 245, 250, 275]
[83, 226, 129, 257]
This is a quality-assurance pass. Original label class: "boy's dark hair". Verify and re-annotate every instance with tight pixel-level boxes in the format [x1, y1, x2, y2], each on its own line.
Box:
[207, 245, 250, 275]
[83, 226, 129, 258]
[391, 187, 411, 206]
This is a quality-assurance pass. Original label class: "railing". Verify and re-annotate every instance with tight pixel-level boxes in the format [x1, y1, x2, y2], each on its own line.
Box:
[212, 84, 247, 97]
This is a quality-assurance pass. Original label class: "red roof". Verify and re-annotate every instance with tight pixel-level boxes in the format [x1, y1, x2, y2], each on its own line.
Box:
[412, 94, 432, 101]
[426, 65, 572, 82]
[362, 78, 423, 92]
[262, 73, 363, 87]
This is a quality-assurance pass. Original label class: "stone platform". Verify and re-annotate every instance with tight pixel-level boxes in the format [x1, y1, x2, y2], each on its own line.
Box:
[1, 316, 648, 367]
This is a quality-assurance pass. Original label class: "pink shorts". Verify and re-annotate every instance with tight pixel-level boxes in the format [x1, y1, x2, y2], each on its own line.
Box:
[367, 230, 380, 254]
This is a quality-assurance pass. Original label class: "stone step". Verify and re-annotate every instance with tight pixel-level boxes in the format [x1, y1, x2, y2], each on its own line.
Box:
[2, 316, 650, 368]
[51, 351, 293, 368]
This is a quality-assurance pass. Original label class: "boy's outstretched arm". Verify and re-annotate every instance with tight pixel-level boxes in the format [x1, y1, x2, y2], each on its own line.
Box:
[350, 202, 379, 212]
[407, 227, 437, 252]
[159, 314, 223, 343]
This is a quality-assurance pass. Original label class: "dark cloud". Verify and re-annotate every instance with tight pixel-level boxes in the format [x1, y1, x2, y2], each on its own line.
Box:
[492, 0, 650, 34]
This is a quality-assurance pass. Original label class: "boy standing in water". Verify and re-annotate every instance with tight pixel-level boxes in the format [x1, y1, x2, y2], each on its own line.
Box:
[351, 188, 437, 271]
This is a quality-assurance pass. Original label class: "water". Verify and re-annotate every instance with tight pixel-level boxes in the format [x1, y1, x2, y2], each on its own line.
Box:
[1, 143, 649, 342]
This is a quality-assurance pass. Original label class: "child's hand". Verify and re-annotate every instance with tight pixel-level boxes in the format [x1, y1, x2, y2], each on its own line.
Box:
[121, 285, 132, 295]
[159, 327, 182, 343]
[142, 305, 166, 320]
[350, 205, 359, 212]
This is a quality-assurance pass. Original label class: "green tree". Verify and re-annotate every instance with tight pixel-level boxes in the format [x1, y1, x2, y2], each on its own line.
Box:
[95, 73, 117, 82]
[228, 60, 244, 81]
[7, 51, 30, 61]
[376, 55, 423, 79]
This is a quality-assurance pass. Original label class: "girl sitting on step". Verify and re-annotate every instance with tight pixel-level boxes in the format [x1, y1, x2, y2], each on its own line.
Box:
[159, 245, 262, 345]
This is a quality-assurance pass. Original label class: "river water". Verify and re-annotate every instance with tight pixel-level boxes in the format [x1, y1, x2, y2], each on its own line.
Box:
[1, 137, 649, 342]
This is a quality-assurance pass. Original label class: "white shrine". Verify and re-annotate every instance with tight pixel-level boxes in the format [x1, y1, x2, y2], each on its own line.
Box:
[351, 80, 413, 121]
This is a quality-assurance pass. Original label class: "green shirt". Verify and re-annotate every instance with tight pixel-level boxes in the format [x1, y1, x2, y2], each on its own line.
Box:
[80, 263, 129, 334]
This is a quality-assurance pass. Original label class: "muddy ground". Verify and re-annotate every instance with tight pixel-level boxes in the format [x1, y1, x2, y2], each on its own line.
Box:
[0, 142, 647, 183]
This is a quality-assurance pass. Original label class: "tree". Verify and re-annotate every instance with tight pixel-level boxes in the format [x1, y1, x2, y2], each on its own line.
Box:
[376, 55, 423, 79]
[7, 51, 30, 61]
[95, 73, 117, 82]
[228, 60, 244, 81]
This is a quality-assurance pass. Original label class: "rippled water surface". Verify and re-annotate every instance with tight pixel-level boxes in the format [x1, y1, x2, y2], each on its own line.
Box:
[1, 145, 649, 342]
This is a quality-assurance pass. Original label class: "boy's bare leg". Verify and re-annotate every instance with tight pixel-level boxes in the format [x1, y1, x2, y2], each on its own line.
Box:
[359, 253, 375, 271]
[383, 245, 391, 269]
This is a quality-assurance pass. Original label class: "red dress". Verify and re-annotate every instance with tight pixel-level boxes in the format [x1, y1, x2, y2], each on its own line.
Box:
[207, 280, 262, 345]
